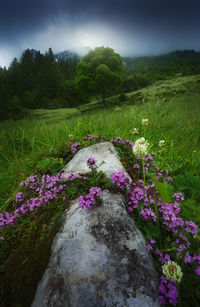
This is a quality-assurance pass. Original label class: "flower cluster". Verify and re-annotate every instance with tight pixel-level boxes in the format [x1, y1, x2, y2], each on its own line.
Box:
[15, 192, 24, 202]
[111, 171, 130, 190]
[78, 187, 101, 209]
[83, 135, 107, 142]
[130, 128, 139, 135]
[71, 142, 81, 153]
[173, 192, 184, 203]
[159, 140, 165, 147]
[132, 137, 149, 156]
[110, 137, 134, 148]
[162, 261, 183, 283]
[0, 173, 65, 230]
[142, 118, 149, 126]
[109, 147, 200, 306]
[158, 275, 179, 306]
[87, 157, 97, 169]
[140, 208, 157, 222]
[67, 173, 77, 181]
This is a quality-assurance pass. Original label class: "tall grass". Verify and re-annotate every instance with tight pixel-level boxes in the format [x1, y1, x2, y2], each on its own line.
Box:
[0, 89, 200, 211]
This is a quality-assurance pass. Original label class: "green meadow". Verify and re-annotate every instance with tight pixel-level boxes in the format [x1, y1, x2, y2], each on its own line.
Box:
[0, 74, 200, 211]
[0, 73, 200, 306]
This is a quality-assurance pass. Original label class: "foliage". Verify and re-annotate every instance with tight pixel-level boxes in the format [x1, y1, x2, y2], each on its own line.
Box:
[0, 134, 199, 306]
[36, 157, 64, 176]
[76, 47, 123, 102]
[0, 48, 81, 120]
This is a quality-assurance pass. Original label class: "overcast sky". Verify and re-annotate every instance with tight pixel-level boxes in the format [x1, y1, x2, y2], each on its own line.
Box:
[0, 0, 200, 67]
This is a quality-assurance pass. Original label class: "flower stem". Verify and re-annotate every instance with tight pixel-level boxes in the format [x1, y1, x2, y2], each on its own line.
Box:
[142, 157, 146, 200]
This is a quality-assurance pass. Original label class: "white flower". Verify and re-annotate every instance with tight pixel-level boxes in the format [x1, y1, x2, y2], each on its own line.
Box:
[133, 137, 149, 156]
[130, 128, 139, 135]
[142, 118, 149, 126]
[159, 140, 165, 147]
[162, 261, 183, 283]
[135, 137, 149, 146]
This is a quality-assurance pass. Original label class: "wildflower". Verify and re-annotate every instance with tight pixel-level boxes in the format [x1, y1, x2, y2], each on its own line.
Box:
[71, 142, 81, 153]
[140, 208, 157, 222]
[89, 187, 101, 197]
[133, 163, 140, 169]
[20, 181, 28, 187]
[78, 187, 101, 209]
[166, 176, 173, 183]
[162, 261, 183, 283]
[159, 140, 165, 147]
[87, 157, 97, 169]
[111, 171, 130, 189]
[16, 192, 24, 202]
[132, 137, 149, 156]
[185, 220, 198, 235]
[173, 192, 184, 203]
[146, 238, 156, 251]
[195, 266, 200, 276]
[158, 276, 178, 306]
[142, 118, 149, 126]
[130, 128, 139, 135]
[67, 173, 77, 181]
[50, 148, 54, 152]
[184, 251, 192, 263]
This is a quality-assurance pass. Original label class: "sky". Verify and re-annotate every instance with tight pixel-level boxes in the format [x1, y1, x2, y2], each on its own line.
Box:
[0, 0, 200, 67]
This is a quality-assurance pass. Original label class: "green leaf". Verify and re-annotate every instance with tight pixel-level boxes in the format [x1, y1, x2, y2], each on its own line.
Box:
[36, 159, 50, 170]
[153, 181, 172, 203]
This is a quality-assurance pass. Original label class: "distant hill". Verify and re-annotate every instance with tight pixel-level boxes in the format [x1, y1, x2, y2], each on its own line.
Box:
[55, 50, 80, 62]
[55, 47, 92, 62]
[121, 50, 200, 92]
[123, 50, 200, 72]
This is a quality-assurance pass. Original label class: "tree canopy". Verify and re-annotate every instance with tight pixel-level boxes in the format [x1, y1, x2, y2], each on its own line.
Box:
[76, 47, 124, 102]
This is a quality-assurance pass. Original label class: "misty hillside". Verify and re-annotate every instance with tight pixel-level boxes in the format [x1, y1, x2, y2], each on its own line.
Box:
[123, 50, 200, 69]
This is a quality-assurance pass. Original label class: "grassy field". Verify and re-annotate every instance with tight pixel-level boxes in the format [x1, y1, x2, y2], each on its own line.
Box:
[0, 74, 200, 210]
[0, 74, 200, 306]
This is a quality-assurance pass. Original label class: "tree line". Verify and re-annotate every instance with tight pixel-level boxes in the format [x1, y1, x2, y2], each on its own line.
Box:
[1, 47, 200, 120]
[0, 48, 82, 120]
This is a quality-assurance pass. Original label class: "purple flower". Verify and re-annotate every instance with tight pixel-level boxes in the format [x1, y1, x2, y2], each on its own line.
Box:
[158, 295, 166, 305]
[20, 181, 28, 187]
[158, 276, 178, 306]
[166, 176, 173, 183]
[111, 171, 130, 190]
[78, 187, 102, 209]
[87, 157, 97, 169]
[50, 147, 54, 152]
[140, 208, 157, 222]
[89, 187, 101, 197]
[16, 192, 24, 202]
[195, 266, 200, 276]
[67, 173, 77, 181]
[185, 220, 198, 235]
[173, 192, 184, 203]
[184, 251, 192, 263]
[133, 163, 140, 170]
[71, 142, 81, 153]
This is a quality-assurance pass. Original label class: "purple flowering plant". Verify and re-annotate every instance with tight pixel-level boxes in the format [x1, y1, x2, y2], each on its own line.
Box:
[1, 134, 200, 306]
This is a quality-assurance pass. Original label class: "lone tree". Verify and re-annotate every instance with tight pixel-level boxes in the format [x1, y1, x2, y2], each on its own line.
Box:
[76, 47, 124, 102]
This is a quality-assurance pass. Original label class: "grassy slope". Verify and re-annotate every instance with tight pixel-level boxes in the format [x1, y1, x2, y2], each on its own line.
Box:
[0, 74, 200, 306]
[0, 74, 200, 210]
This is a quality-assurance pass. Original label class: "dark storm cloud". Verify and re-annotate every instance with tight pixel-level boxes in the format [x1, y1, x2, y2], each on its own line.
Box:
[0, 0, 200, 66]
